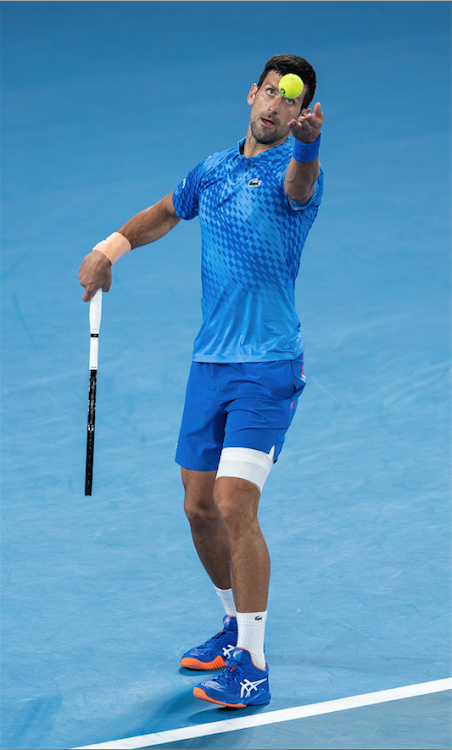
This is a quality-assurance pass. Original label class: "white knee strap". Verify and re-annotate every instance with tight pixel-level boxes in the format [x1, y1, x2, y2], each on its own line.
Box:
[216, 446, 275, 493]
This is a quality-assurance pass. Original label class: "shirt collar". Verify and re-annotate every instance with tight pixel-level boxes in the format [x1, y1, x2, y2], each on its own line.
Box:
[235, 136, 292, 162]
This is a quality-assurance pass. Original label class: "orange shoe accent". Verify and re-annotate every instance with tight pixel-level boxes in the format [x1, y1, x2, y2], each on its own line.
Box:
[180, 654, 227, 670]
[193, 687, 246, 708]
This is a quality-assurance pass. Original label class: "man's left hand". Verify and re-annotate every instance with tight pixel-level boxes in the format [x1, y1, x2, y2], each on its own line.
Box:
[288, 102, 323, 143]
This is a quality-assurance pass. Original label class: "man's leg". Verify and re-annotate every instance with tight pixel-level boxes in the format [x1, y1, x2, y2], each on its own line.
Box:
[181, 469, 270, 613]
[181, 467, 231, 589]
[180, 468, 239, 671]
[213, 476, 269, 613]
[184, 467, 269, 669]
[192, 474, 271, 707]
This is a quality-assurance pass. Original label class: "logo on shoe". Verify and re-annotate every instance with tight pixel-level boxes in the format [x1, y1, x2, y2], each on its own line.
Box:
[222, 645, 235, 659]
[240, 677, 268, 698]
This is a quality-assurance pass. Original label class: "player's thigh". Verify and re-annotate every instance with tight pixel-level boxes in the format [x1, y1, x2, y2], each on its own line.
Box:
[217, 358, 306, 493]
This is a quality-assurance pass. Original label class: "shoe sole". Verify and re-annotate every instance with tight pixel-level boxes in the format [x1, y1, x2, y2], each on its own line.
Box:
[193, 687, 271, 708]
[193, 687, 246, 708]
[180, 655, 227, 670]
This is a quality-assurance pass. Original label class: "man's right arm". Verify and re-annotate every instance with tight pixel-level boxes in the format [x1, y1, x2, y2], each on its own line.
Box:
[79, 191, 181, 302]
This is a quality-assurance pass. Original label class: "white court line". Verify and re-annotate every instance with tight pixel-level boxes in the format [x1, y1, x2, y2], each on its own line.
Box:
[75, 677, 451, 749]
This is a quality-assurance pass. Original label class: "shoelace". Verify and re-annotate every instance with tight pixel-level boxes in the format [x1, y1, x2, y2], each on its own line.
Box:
[200, 625, 236, 648]
[199, 629, 227, 647]
[216, 661, 244, 685]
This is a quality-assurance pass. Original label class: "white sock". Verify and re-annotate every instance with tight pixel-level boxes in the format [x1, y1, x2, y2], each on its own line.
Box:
[214, 585, 237, 617]
[236, 611, 267, 670]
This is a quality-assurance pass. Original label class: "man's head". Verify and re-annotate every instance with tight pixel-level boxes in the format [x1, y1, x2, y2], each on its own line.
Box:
[257, 54, 316, 110]
[245, 54, 317, 152]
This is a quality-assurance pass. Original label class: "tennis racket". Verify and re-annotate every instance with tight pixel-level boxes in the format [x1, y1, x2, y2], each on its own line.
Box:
[85, 288, 102, 496]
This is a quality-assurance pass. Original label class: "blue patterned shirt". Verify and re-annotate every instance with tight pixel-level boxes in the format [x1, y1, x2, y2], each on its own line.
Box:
[172, 137, 323, 362]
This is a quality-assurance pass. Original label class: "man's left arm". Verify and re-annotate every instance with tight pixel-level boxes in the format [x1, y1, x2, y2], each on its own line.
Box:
[284, 102, 324, 205]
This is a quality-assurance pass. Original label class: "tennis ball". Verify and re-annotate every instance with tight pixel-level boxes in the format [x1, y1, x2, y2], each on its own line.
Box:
[279, 74, 304, 100]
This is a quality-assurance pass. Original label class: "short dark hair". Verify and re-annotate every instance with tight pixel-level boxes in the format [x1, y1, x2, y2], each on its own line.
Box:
[257, 54, 317, 109]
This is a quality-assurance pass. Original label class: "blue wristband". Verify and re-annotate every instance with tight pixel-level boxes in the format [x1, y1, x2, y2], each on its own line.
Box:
[293, 134, 321, 163]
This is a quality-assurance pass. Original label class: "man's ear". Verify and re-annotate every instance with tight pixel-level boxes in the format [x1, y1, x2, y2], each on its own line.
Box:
[247, 83, 258, 105]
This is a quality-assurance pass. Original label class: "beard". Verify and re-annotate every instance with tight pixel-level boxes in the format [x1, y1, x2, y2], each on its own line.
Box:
[250, 117, 287, 145]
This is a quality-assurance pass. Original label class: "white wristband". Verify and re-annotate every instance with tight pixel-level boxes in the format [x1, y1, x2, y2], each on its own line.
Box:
[93, 232, 132, 265]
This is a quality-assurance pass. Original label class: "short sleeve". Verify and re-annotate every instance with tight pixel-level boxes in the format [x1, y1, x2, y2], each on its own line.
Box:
[283, 165, 324, 212]
[172, 161, 206, 220]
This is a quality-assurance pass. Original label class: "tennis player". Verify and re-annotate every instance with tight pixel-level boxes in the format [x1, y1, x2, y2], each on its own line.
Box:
[79, 53, 323, 708]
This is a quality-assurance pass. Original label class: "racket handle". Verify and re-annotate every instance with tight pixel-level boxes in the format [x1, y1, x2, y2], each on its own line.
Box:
[89, 289, 102, 371]
[89, 288, 102, 334]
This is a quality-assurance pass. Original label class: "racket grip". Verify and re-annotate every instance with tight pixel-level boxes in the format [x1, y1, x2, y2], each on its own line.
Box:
[89, 289, 103, 334]
[89, 337, 99, 371]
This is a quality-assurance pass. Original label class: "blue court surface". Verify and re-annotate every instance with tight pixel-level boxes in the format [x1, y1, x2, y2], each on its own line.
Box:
[1, 2, 451, 748]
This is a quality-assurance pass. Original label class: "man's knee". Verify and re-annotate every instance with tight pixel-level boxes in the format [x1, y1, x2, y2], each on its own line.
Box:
[181, 467, 218, 526]
[214, 475, 261, 532]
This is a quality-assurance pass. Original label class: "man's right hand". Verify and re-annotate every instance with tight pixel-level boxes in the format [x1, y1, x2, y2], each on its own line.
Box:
[79, 249, 112, 302]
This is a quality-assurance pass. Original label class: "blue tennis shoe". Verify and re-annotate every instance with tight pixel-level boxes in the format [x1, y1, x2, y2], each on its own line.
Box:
[193, 648, 270, 707]
[180, 615, 238, 670]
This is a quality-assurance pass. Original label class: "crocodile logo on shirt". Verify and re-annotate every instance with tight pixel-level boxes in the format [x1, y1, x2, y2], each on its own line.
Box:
[248, 178, 262, 187]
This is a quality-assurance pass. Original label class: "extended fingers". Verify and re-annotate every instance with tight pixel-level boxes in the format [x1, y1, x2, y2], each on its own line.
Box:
[313, 102, 323, 117]
[304, 103, 323, 129]
[288, 102, 323, 140]
[295, 102, 323, 126]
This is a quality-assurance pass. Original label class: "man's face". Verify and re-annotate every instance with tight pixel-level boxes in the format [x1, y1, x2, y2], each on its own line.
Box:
[247, 71, 307, 146]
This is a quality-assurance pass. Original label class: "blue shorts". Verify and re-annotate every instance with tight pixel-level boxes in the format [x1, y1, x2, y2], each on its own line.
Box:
[175, 356, 306, 471]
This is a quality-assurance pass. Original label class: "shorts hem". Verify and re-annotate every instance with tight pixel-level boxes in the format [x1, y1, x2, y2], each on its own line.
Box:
[175, 456, 220, 472]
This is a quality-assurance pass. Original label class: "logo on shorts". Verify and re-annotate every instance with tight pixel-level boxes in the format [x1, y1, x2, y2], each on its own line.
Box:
[248, 178, 262, 187]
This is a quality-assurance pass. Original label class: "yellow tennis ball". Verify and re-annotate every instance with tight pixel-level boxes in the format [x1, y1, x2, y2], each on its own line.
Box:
[279, 74, 304, 100]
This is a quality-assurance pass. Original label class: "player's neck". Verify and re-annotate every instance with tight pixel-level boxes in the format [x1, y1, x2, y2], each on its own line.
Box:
[243, 126, 288, 158]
